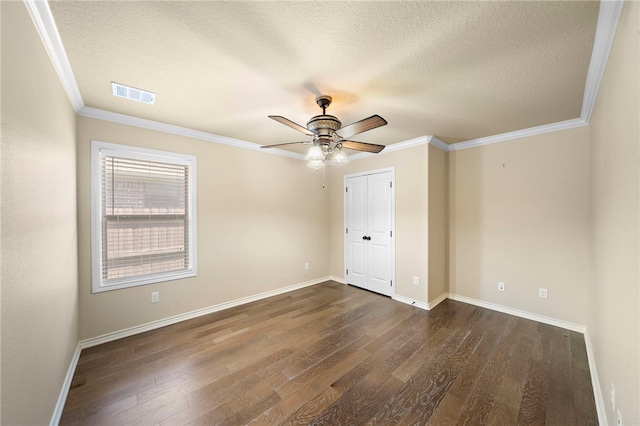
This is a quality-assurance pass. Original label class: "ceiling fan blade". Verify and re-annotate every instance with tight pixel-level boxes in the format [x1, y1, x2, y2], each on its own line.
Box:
[340, 140, 386, 154]
[338, 115, 387, 138]
[269, 115, 314, 136]
[260, 141, 311, 149]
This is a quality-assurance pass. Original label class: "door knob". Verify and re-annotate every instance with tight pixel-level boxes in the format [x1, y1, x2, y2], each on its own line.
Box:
[362, 236, 371, 241]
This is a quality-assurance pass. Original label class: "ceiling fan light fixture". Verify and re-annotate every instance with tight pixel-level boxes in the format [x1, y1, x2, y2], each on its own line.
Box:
[330, 149, 349, 164]
[307, 159, 324, 169]
[305, 145, 325, 161]
[262, 94, 387, 166]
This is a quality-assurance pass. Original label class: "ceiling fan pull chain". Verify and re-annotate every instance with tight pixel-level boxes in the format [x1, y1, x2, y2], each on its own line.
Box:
[322, 162, 326, 188]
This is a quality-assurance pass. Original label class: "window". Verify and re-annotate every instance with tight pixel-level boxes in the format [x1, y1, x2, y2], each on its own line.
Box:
[91, 141, 197, 292]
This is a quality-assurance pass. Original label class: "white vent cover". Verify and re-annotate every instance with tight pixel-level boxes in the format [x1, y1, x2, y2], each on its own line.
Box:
[111, 82, 156, 105]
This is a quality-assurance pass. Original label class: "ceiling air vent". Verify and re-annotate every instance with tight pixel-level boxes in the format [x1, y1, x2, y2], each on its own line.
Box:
[111, 82, 156, 105]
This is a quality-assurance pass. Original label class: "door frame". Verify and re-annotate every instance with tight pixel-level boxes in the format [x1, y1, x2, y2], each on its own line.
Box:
[344, 167, 396, 298]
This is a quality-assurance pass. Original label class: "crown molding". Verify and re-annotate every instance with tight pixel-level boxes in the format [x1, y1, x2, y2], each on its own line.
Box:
[23, 0, 84, 112]
[347, 135, 433, 161]
[27, 0, 622, 158]
[448, 118, 587, 151]
[580, 0, 624, 123]
[78, 107, 305, 160]
[429, 136, 450, 152]
[446, 0, 622, 152]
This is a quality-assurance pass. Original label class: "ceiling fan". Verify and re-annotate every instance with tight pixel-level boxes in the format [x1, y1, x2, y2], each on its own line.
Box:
[261, 95, 387, 168]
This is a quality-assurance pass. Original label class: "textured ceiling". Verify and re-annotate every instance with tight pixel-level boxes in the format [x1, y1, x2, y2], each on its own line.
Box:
[49, 1, 599, 152]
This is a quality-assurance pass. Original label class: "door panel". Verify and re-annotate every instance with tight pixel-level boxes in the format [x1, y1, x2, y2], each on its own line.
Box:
[345, 171, 393, 297]
[367, 172, 393, 296]
[369, 242, 391, 295]
[349, 178, 367, 234]
[368, 175, 389, 234]
[348, 241, 366, 285]
[346, 176, 367, 289]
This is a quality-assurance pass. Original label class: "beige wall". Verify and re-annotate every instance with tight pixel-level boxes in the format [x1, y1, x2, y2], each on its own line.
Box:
[1, 3, 79, 424]
[588, 1, 640, 424]
[428, 144, 448, 303]
[329, 144, 429, 304]
[449, 126, 590, 326]
[76, 117, 330, 339]
[4, 2, 638, 424]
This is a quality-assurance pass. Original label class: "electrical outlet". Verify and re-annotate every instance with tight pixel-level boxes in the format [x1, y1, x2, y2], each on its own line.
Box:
[498, 282, 505, 291]
[413, 276, 419, 286]
[610, 383, 615, 411]
[151, 291, 159, 303]
[538, 288, 548, 299]
[616, 409, 622, 426]
[304, 262, 309, 270]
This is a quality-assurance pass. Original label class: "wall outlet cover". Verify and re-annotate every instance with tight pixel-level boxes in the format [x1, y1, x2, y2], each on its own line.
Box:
[498, 282, 505, 291]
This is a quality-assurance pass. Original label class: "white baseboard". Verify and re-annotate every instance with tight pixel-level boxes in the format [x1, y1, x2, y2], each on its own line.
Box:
[447, 293, 586, 333]
[50, 343, 81, 426]
[329, 275, 346, 284]
[80, 276, 331, 349]
[427, 293, 448, 310]
[393, 293, 447, 311]
[393, 294, 429, 310]
[584, 331, 607, 425]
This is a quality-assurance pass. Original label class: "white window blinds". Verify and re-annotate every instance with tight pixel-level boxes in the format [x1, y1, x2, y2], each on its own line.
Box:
[92, 141, 197, 292]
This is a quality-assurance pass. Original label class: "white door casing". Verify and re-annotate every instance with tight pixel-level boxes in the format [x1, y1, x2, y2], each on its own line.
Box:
[345, 169, 394, 297]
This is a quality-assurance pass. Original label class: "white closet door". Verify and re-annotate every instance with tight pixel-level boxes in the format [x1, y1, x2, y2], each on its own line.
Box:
[346, 176, 367, 289]
[366, 172, 393, 296]
[345, 170, 393, 297]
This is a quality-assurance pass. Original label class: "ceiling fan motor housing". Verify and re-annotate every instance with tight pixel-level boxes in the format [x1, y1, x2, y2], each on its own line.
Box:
[307, 115, 341, 144]
[308, 95, 341, 146]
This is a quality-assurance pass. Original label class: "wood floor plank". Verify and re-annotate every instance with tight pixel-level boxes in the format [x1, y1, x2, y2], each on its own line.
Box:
[483, 322, 535, 425]
[61, 374, 156, 420]
[162, 349, 297, 425]
[61, 281, 598, 426]
[545, 328, 575, 425]
[276, 387, 342, 425]
[516, 327, 552, 425]
[484, 376, 524, 425]
[454, 315, 519, 425]
[366, 327, 473, 425]
[275, 336, 373, 401]
[571, 331, 598, 426]
[309, 374, 405, 426]
[391, 326, 451, 383]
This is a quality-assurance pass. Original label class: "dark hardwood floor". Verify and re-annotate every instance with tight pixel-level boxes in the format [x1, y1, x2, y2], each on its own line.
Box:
[61, 281, 598, 425]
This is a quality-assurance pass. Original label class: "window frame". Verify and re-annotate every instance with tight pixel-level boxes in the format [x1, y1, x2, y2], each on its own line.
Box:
[91, 140, 197, 293]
